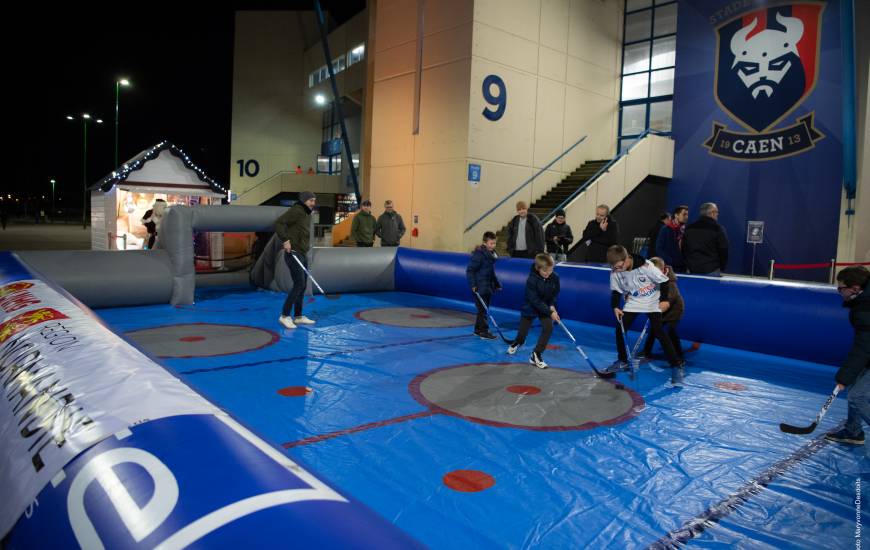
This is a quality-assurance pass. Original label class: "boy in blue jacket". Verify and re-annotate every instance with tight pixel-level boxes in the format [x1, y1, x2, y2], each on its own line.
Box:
[467, 231, 502, 339]
[507, 253, 561, 368]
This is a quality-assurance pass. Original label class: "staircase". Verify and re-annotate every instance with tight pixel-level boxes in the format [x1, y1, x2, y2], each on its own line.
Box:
[495, 159, 610, 256]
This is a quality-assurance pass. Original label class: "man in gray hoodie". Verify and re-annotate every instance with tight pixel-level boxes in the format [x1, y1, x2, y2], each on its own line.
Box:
[376, 200, 406, 247]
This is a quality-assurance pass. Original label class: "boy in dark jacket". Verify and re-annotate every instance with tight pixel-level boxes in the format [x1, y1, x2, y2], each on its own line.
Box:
[825, 266, 870, 447]
[466, 231, 502, 339]
[507, 201, 545, 258]
[507, 254, 561, 368]
[608, 245, 684, 384]
[545, 209, 574, 262]
[639, 257, 685, 361]
[274, 191, 317, 329]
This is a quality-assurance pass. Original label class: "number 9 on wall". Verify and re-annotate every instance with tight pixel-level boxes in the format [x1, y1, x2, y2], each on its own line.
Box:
[482, 75, 506, 121]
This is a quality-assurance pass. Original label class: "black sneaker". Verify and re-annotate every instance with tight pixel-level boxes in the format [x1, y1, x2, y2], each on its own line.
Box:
[529, 351, 548, 369]
[475, 330, 497, 340]
[825, 429, 865, 445]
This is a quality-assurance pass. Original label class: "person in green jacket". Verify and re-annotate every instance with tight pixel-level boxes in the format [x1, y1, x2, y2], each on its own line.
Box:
[351, 199, 377, 247]
[825, 266, 870, 448]
[274, 191, 317, 329]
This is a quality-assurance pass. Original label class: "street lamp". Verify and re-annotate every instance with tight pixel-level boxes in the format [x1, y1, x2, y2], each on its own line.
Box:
[66, 113, 104, 228]
[115, 78, 130, 167]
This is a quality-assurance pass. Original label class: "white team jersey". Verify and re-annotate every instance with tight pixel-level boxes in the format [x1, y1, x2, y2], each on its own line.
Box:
[610, 260, 669, 313]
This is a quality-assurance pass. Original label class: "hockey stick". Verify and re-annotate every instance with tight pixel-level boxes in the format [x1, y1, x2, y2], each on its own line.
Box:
[780, 386, 841, 435]
[473, 291, 513, 344]
[289, 252, 340, 300]
[556, 321, 616, 379]
[631, 319, 649, 358]
[620, 318, 664, 373]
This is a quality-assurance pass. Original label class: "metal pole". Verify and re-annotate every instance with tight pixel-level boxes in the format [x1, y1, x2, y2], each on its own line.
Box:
[768, 259, 775, 280]
[313, 0, 362, 205]
[51, 180, 55, 222]
[82, 120, 88, 229]
[829, 259, 837, 284]
[114, 81, 120, 167]
[751, 242, 757, 277]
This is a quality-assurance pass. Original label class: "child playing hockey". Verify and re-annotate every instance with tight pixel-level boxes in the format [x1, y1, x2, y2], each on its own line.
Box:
[507, 253, 561, 368]
[638, 257, 685, 363]
[467, 231, 502, 339]
[608, 245, 685, 384]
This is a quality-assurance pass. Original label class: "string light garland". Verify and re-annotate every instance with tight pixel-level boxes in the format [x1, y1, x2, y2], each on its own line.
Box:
[93, 141, 227, 195]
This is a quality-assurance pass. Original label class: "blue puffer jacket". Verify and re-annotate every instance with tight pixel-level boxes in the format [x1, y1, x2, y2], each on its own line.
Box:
[521, 265, 560, 318]
[466, 246, 501, 295]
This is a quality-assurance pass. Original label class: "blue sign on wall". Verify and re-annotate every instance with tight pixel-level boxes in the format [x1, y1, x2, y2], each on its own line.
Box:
[467, 163, 481, 184]
[670, 1, 843, 280]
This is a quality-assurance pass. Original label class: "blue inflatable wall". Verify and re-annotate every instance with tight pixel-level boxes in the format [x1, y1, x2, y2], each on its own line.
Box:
[395, 248, 851, 366]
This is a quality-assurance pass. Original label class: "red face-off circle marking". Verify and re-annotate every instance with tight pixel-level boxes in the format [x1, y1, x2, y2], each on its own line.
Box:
[179, 336, 206, 342]
[505, 385, 542, 395]
[278, 386, 312, 397]
[443, 470, 495, 492]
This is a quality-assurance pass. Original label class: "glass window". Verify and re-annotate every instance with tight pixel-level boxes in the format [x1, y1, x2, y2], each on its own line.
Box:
[626, 0, 652, 11]
[653, 3, 677, 36]
[625, 11, 652, 42]
[338, 56, 346, 71]
[621, 104, 647, 135]
[651, 36, 676, 69]
[623, 42, 650, 74]
[619, 138, 638, 154]
[649, 100, 673, 131]
[650, 68, 674, 97]
[320, 66, 328, 81]
[348, 43, 365, 66]
[621, 72, 649, 101]
[308, 73, 315, 87]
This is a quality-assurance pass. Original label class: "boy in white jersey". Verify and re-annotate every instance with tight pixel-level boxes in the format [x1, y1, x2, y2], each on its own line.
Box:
[608, 245, 685, 382]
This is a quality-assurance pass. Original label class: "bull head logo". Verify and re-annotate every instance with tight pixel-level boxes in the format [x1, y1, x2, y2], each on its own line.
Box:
[729, 13, 804, 99]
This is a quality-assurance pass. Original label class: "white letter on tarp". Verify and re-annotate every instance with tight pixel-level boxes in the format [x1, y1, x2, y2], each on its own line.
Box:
[67, 448, 179, 549]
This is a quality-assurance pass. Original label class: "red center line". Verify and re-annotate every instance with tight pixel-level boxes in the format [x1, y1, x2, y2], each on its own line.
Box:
[282, 409, 439, 449]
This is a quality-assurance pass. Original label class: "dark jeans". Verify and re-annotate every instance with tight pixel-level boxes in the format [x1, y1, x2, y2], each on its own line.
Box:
[510, 250, 537, 259]
[642, 320, 683, 359]
[356, 242, 374, 247]
[512, 315, 553, 356]
[617, 311, 680, 366]
[844, 368, 870, 455]
[473, 292, 491, 332]
[282, 251, 308, 317]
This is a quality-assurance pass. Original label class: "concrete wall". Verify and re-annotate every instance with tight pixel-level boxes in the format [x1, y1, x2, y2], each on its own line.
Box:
[230, 11, 329, 199]
[366, 0, 624, 252]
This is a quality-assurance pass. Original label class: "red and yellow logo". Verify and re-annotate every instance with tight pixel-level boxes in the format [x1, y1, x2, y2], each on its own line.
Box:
[0, 308, 68, 344]
[0, 282, 34, 298]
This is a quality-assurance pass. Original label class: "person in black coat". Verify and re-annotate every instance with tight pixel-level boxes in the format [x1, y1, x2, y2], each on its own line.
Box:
[825, 266, 870, 446]
[580, 204, 620, 263]
[545, 209, 574, 261]
[506, 254, 561, 369]
[466, 231, 502, 339]
[683, 202, 729, 276]
[506, 201, 545, 259]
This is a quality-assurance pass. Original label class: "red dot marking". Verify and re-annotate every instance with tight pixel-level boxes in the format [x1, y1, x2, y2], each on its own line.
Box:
[307, 297, 316, 303]
[179, 336, 206, 342]
[506, 385, 541, 395]
[410, 313, 432, 318]
[443, 470, 495, 492]
[278, 386, 312, 397]
[715, 382, 747, 392]
[546, 344, 562, 351]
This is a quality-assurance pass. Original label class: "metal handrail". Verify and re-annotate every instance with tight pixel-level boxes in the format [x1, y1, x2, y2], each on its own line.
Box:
[234, 170, 293, 201]
[464, 134, 588, 233]
[540, 129, 669, 224]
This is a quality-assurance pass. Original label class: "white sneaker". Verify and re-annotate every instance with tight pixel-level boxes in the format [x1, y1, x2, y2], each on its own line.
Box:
[529, 352, 548, 369]
[279, 316, 297, 329]
[294, 316, 315, 325]
[507, 343, 519, 355]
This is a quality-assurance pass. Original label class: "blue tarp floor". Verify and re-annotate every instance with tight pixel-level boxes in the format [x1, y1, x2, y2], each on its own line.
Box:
[97, 287, 868, 549]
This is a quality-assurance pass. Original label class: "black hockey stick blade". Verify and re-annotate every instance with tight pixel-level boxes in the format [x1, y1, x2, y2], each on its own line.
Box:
[473, 291, 514, 344]
[779, 385, 840, 435]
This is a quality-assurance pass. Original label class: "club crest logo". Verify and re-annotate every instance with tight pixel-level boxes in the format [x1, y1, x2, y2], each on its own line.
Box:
[705, 2, 825, 161]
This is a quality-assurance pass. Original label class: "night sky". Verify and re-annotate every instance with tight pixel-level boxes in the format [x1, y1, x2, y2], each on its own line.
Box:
[7, 2, 364, 212]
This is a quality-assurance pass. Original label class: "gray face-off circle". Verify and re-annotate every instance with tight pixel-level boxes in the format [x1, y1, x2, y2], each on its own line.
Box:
[126, 323, 279, 358]
[410, 363, 643, 431]
[355, 307, 476, 328]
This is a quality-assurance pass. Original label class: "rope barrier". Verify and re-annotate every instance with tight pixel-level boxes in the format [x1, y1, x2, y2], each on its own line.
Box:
[773, 261, 870, 270]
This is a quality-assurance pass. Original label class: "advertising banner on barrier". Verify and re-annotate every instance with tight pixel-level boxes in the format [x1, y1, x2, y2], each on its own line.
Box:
[0, 253, 218, 538]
